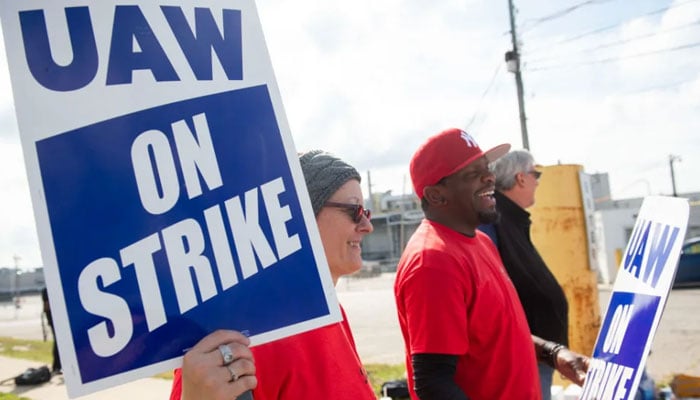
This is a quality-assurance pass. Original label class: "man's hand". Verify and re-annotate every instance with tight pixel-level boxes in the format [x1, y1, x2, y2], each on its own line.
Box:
[554, 347, 590, 386]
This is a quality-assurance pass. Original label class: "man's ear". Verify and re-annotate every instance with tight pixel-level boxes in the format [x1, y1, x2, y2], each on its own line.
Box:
[515, 172, 526, 187]
[423, 185, 446, 206]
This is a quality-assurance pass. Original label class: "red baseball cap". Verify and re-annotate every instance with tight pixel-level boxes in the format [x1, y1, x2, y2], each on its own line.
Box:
[410, 128, 511, 199]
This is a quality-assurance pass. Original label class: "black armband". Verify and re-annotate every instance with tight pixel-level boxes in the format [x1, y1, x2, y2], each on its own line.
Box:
[539, 341, 566, 369]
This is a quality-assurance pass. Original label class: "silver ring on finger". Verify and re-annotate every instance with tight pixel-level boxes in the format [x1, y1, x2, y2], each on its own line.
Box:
[226, 364, 239, 382]
[218, 344, 234, 365]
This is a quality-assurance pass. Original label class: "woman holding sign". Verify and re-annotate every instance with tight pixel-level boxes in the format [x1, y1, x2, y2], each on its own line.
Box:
[170, 150, 377, 399]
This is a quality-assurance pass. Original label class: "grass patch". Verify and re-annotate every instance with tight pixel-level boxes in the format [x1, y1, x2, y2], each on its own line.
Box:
[153, 370, 174, 380]
[153, 364, 405, 393]
[365, 363, 406, 396]
[0, 393, 32, 400]
[0, 336, 173, 380]
[0, 337, 404, 395]
[0, 337, 52, 364]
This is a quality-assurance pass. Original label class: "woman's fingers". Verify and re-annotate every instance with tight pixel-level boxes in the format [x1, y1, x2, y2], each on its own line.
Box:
[191, 329, 251, 353]
[181, 330, 257, 400]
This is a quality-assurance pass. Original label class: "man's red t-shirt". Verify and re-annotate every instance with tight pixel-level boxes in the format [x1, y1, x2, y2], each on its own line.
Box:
[395, 219, 540, 400]
[169, 306, 376, 400]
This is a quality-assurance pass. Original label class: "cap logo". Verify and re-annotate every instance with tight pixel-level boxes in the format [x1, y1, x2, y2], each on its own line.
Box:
[460, 130, 477, 147]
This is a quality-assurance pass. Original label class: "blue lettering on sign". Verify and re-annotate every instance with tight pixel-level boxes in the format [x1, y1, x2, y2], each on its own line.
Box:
[106, 6, 179, 85]
[19, 7, 98, 91]
[18, 6, 243, 91]
[580, 358, 634, 400]
[161, 7, 243, 81]
[584, 291, 661, 400]
[602, 304, 634, 355]
[622, 219, 680, 288]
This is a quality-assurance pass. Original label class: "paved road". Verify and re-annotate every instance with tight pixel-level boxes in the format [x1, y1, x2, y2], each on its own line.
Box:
[0, 294, 48, 341]
[636, 287, 700, 382]
[2, 274, 699, 386]
[337, 273, 700, 385]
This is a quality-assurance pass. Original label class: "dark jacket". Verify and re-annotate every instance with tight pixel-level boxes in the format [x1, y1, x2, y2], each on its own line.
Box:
[489, 191, 569, 346]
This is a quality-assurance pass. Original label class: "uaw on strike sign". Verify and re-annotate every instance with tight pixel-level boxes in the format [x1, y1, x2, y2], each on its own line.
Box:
[580, 196, 688, 400]
[0, 1, 342, 397]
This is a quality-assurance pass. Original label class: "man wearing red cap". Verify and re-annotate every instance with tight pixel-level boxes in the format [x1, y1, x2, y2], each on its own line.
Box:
[394, 128, 588, 399]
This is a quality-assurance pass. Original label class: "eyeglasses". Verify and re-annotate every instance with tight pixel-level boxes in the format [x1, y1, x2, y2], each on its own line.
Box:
[527, 170, 542, 180]
[324, 202, 371, 223]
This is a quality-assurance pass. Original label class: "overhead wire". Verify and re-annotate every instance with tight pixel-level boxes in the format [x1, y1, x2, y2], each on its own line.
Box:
[526, 40, 700, 72]
[524, 0, 700, 54]
[626, 78, 694, 94]
[520, 0, 617, 34]
[506, 1, 698, 186]
[589, 41, 700, 64]
[526, 19, 700, 65]
[504, 0, 700, 145]
[465, 61, 503, 131]
[579, 19, 700, 53]
[467, 78, 505, 135]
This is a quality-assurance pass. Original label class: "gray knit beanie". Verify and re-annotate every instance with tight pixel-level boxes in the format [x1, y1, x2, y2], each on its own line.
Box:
[298, 150, 362, 215]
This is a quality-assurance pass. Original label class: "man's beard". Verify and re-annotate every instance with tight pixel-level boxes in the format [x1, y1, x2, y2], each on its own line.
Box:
[478, 209, 500, 225]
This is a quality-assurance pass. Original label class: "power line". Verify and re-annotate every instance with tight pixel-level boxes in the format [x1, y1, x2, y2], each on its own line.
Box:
[466, 72, 506, 136]
[626, 79, 694, 94]
[579, 19, 700, 53]
[520, 0, 616, 34]
[526, 19, 700, 64]
[527, 40, 700, 72]
[465, 62, 503, 131]
[526, 0, 700, 54]
[553, 0, 698, 44]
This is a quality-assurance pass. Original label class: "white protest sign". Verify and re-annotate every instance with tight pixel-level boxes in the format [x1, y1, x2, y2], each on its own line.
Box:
[580, 196, 689, 400]
[0, 1, 341, 397]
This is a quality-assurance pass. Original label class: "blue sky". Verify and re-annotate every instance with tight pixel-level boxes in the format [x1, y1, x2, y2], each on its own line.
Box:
[1, 0, 699, 268]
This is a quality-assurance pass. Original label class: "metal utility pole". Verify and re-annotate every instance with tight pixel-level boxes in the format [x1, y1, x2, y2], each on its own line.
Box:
[669, 154, 681, 197]
[506, 0, 530, 150]
[12, 254, 21, 314]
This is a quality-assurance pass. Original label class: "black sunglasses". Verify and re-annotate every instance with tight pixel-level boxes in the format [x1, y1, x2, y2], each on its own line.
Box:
[324, 202, 371, 223]
[527, 170, 542, 180]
